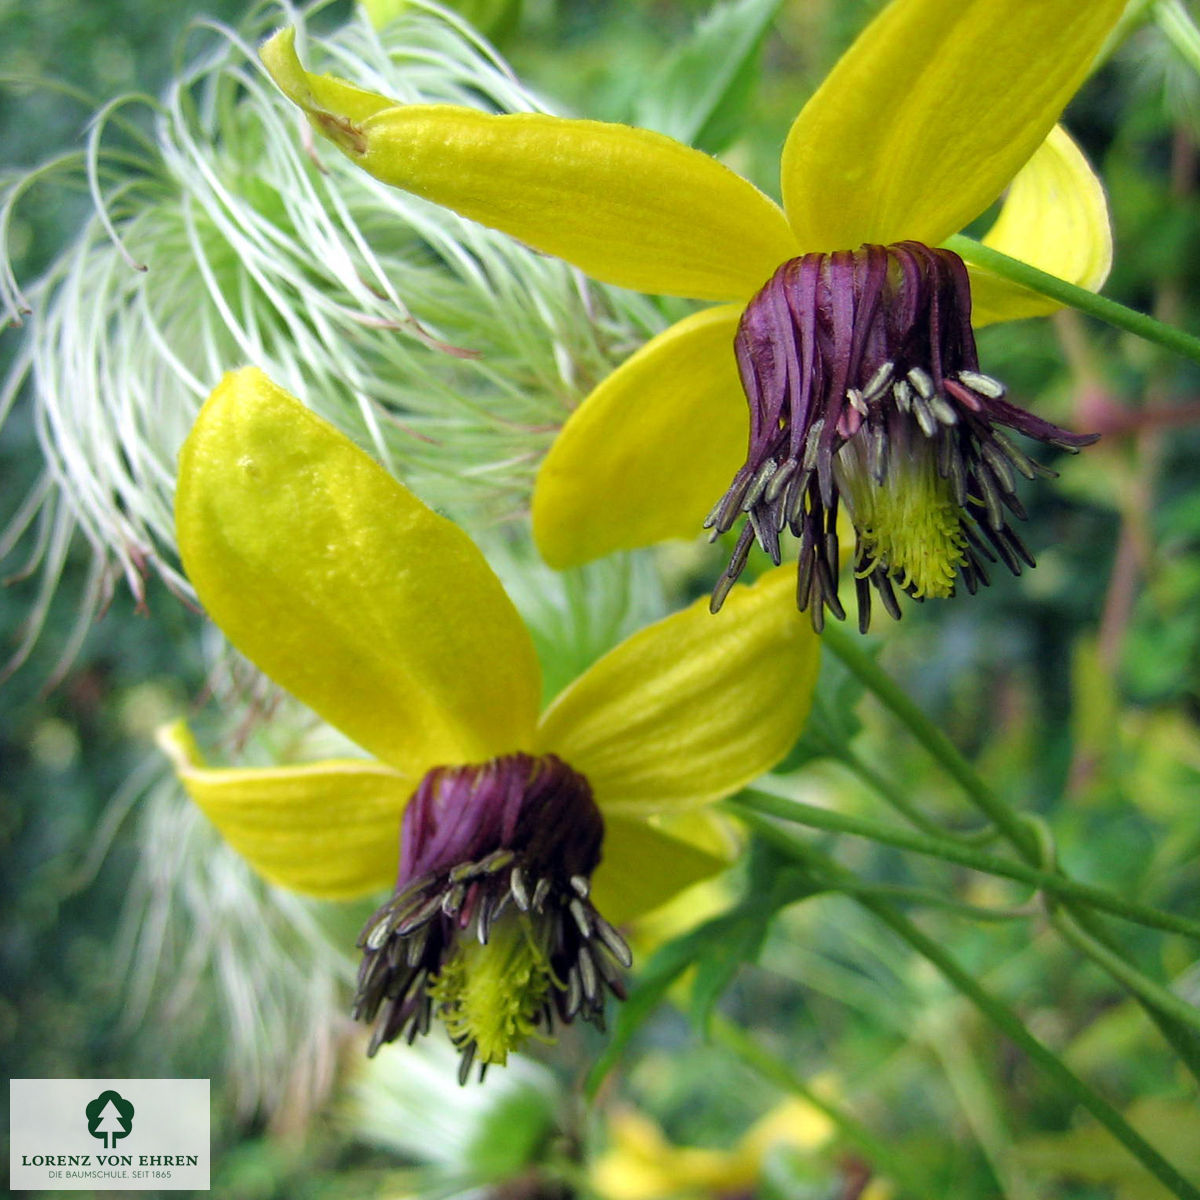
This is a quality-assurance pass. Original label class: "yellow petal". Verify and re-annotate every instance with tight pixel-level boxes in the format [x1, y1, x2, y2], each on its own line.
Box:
[261, 29, 797, 302]
[158, 721, 410, 899]
[654, 807, 743, 860]
[534, 567, 818, 812]
[779, 0, 1125, 252]
[591, 814, 731, 927]
[740, 1098, 835, 1156]
[260, 26, 395, 127]
[533, 306, 746, 568]
[618, 810, 742, 947]
[966, 125, 1113, 326]
[592, 1106, 756, 1196]
[177, 368, 541, 776]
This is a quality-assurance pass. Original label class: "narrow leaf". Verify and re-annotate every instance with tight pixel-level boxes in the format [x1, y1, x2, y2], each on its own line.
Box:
[587, 839, 826, 1093]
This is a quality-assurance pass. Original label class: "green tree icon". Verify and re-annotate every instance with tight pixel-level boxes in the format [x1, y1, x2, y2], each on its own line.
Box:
[85, 1090, 135, 1149]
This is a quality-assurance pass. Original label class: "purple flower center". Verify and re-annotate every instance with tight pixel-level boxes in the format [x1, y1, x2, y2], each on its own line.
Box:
[354, 753, 630, 1082]
[706, 242, 1097, 631]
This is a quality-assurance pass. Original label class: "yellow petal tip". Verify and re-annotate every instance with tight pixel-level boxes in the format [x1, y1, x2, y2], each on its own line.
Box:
[156, 718, 202, 772]
[259, 27, 309, 109]
[259, 25, 393, 154]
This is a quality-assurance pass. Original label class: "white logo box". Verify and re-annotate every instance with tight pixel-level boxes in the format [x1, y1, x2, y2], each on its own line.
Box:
[10, 1079, 210, 1191]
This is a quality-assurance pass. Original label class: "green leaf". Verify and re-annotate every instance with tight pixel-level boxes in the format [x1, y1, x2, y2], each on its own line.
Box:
[1016, 1097, 1200, 1199]
[465, 1084, 559, 1179]
[632, 0, 784, 153]
[585, 917, 702, 1095]
[361, 0, 523, 42]
[454, 0, 523, 42]
[688, 840, 821, 1032]
[587, 839, 825, 1094]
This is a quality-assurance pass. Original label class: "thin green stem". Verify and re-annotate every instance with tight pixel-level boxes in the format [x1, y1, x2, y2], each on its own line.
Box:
[945, 234, 1200, 366]
[839, 745, 994, 845]
[866, 899, 1200, 1200]
[1051, 912, 1200, 1036]
[741, 788, 1200, 1083]
[819, 625, 1041, 861]
[835, 882, 1034, 922]
[1056, 907, 1200, 1085]
[710, 1016, 928, 1194]
[1104, 0, 1156, 59]
[751, 824, 1200, 1200]
[928, 1023, 1038, 1200]
[821, 622, 1200, 1085]
[731, 790, 1200, 942]
[1156, 0, 1200, 76]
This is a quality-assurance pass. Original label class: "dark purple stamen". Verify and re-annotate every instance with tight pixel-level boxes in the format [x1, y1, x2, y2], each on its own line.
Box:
[705, 242, 1097, 631]
[353, 753, 630, 1083]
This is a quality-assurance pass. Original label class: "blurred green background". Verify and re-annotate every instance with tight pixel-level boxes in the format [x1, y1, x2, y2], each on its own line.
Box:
[3, 1, 1200, 1198]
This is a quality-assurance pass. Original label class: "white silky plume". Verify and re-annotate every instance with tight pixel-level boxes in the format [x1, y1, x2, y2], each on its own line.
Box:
[0, 0, 664, 683]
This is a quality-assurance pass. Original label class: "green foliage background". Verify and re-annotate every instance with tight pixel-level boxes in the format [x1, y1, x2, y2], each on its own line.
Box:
[2, 1, 1200, 1198]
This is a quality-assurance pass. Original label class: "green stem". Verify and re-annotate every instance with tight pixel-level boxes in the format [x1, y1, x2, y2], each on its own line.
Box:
[839, 745, 994, 845]
[732, 790, 1200, 942]
[866, 899, 1200, 1200]
[928, 1023, 1038, 1200]
[834, 881, 1034, 922]
[1156, 0, 1200, 76]
[740, 789, 1200, 1084]
[710, 1016, 928, 1194]
[1058, 906, 1200, 1083]
[820, 624, 1041, 861]
[1051, 912, 1200, 1036]
[1103, 0, 1156, 59]
[751, 824, 1200, 1200]
[821, 622, 1200, 1084]
[945, 234, 1200, 366]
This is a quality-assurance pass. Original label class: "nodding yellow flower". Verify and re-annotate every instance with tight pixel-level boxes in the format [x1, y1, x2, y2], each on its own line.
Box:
[160, 368, 818, 1081]
[261, 0, 1119, 631]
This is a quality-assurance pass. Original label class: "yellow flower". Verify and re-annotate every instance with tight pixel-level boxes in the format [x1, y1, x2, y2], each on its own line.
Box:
[591, 1097, 841, 1200]
[160, 367, 818, 1080]
[260, 0, 1119, 630]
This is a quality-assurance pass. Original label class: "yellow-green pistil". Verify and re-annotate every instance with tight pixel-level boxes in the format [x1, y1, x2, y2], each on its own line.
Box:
[838, 433, 968, 600]
[428, 913, 554, 1067]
